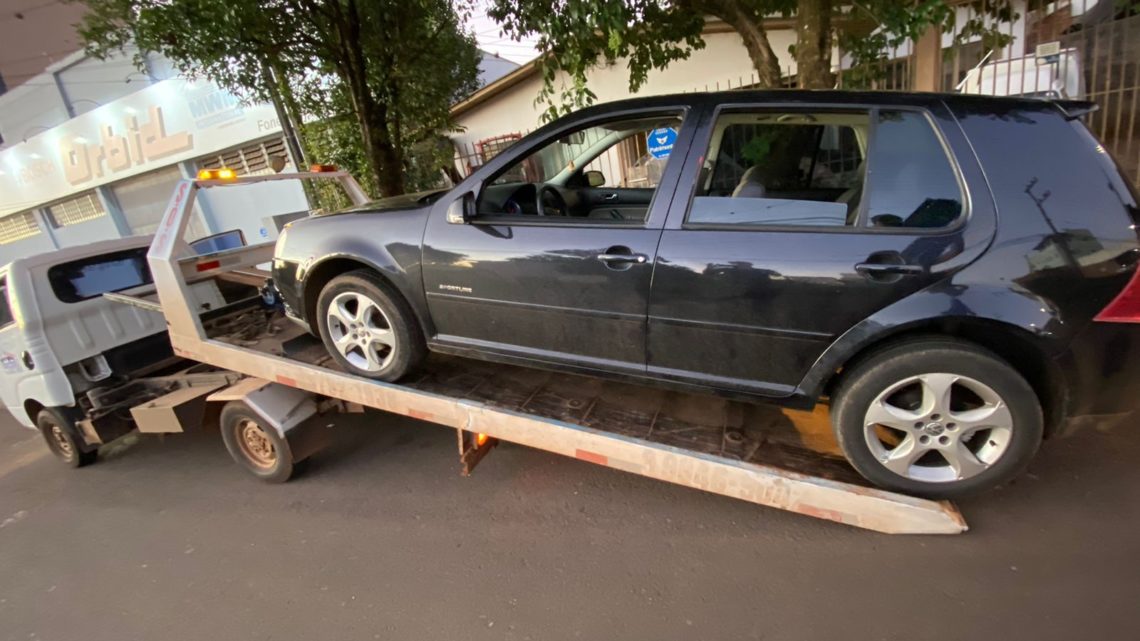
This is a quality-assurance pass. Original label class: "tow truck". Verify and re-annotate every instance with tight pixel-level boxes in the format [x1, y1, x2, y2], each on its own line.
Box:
[33, 169, 969, 534]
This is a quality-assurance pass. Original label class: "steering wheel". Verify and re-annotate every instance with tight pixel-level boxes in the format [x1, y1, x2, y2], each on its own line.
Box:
[537, 184, 569, 217]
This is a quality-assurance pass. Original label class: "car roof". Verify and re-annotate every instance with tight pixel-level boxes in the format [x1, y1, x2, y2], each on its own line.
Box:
[2, 235, 154, 274]
[574, 88, 1073, 115]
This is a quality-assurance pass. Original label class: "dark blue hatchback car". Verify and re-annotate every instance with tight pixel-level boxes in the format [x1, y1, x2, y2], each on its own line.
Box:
[273, 91, 1140, 498]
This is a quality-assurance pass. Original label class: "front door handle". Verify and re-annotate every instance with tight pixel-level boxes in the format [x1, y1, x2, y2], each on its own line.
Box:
[602, 193, 619, 201]
[597, 253, 647, 264]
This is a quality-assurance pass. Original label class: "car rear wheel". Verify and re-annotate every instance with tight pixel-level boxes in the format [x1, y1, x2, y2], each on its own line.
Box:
[831, 339, 1043, 499]
[316, 270, 426, 382]
[37, 407, 97, 468]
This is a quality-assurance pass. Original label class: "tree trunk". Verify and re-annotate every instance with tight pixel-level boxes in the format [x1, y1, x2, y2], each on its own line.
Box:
[796, 0, 835, 88]
[333, 0, 406, 197]
[707, 0, 783, 87]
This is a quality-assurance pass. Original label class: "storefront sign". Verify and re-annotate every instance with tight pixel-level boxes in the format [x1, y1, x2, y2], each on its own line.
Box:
[0, 78, 282, 217]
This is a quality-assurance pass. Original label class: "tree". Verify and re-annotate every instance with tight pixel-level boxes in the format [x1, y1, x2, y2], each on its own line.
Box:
[488, 0, 1016, 118]
[77, 0, 481, 196]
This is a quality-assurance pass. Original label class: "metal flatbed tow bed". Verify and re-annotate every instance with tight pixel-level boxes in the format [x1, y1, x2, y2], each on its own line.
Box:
[136, 172, 967, 535]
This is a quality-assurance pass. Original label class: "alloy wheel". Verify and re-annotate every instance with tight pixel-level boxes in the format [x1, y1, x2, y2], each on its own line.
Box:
[863, 373, 1014, 483]
[325, 291, 397, 373]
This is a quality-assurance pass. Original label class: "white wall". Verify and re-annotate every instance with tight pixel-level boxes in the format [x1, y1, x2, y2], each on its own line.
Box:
[453, 30, 798, 148]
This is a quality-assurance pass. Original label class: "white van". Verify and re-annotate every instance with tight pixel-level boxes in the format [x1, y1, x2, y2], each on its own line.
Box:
[0, 235, 234, 465]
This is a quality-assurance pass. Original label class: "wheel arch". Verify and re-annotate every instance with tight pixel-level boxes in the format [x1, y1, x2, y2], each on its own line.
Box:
[301, 256, 433, 338]
[818, 317, 1067, 438]
[23, 398, 44, 426]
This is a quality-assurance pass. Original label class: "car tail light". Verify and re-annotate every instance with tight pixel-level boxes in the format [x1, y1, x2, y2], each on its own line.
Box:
[1095, 268, 1140, 323]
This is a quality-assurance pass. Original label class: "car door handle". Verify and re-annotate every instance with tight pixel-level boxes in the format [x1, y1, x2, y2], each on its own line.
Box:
[854, 262, 923, 275]
[602, 193, 619, 201]
[597, 253, 647, 264]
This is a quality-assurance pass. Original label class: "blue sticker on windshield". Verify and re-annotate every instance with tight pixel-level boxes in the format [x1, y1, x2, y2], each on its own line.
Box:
[647, 127, 677, 159]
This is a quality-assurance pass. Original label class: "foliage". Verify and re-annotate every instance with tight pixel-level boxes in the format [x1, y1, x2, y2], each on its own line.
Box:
[489, 0, 1020, 116]
[75, 0, 481, 197]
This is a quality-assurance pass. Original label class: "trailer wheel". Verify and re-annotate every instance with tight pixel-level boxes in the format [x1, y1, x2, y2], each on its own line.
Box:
[220, 402, 296, 483]
[37, 407, 96, 468]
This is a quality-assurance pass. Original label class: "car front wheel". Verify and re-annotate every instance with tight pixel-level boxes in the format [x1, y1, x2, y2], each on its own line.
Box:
[315, 269, 426, 382]
[831, 339, 1043, 499]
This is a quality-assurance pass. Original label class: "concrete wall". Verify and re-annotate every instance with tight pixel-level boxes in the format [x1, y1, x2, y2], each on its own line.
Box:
[453, 30, 798, 148]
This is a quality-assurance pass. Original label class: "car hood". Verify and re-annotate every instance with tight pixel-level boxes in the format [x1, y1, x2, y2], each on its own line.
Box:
[323, 188, 450, 216]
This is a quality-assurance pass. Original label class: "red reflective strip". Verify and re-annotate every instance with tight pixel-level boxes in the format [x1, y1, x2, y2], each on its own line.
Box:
[196, 260, 221, 272]
[276, 375, 297, 387]
[575, 449, 608, 466]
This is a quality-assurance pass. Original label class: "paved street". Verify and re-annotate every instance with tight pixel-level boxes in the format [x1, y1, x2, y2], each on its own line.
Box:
[1, 408, 1138, 641]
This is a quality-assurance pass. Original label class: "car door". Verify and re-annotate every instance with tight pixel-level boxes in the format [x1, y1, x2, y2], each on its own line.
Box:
[422, 105, 696, 374]
[647, 102, 996, 396]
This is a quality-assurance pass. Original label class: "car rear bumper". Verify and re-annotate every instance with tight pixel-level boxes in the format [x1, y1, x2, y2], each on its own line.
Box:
[1056, 321, 1140, 418]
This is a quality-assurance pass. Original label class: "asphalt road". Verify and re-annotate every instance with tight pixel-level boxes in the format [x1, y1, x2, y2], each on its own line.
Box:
[1, 407, 1137, 641]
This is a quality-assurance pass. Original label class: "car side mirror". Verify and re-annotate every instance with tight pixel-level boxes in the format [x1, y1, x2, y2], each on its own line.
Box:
[446, 191, 476, 224]
[584, 170, 606, 188]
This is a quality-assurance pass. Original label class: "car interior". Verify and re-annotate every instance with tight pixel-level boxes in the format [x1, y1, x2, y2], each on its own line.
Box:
[476, 115, 684, 223]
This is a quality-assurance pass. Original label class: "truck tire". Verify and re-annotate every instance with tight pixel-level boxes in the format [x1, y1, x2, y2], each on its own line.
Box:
[315, 269, 426, 382]
[37, 407, 97, 468]
[220, 401, 296, 483]
[831, 339, 1043, 499]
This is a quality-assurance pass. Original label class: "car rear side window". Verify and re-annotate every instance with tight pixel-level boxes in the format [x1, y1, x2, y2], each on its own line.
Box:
[47, 248, 153, 304]
[688, 111, 868, 228]
[685, 108, 964, 230]
[865, 110, 964, 229]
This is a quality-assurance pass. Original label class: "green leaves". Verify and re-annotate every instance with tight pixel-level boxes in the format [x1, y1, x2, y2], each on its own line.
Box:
[77, 0, 480, 196]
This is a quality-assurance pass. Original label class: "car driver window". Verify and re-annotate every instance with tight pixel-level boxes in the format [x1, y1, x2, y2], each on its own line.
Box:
[688, 110, 869, 228]
[475, 113, 683, 223]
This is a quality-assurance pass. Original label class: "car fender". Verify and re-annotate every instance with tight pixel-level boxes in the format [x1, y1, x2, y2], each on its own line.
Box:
[797, 279, 1067, 399]
[297, 244, 433, 337]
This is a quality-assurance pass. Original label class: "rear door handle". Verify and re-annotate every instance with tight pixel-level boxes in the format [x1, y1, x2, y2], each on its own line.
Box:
[597, 253, 647, 264]
[602, 193, 619, 201]
[854, 262, 923, 275]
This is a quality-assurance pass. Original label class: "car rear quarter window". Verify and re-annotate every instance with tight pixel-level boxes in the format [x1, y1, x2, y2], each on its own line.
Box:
[865, 110, 964, 229]
[47, 248, 153, 304]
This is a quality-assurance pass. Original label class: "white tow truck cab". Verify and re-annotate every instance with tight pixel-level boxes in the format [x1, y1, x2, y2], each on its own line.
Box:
[0, 233, 257, 465]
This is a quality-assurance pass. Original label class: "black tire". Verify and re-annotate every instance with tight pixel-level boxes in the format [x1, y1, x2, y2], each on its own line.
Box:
[831, 339, 1043, 499]
[315, 269, 426, 381]
[220, 402, 295, 483]
[37, 407, 97, 468]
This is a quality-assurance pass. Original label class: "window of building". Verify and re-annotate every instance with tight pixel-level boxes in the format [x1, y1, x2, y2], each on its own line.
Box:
[0, 212, 42, 245]
[45, 192, 106, 228]
[686, 109, 963, 230]
[198, 137, 289, 176]
[47, 247, 152, 304]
